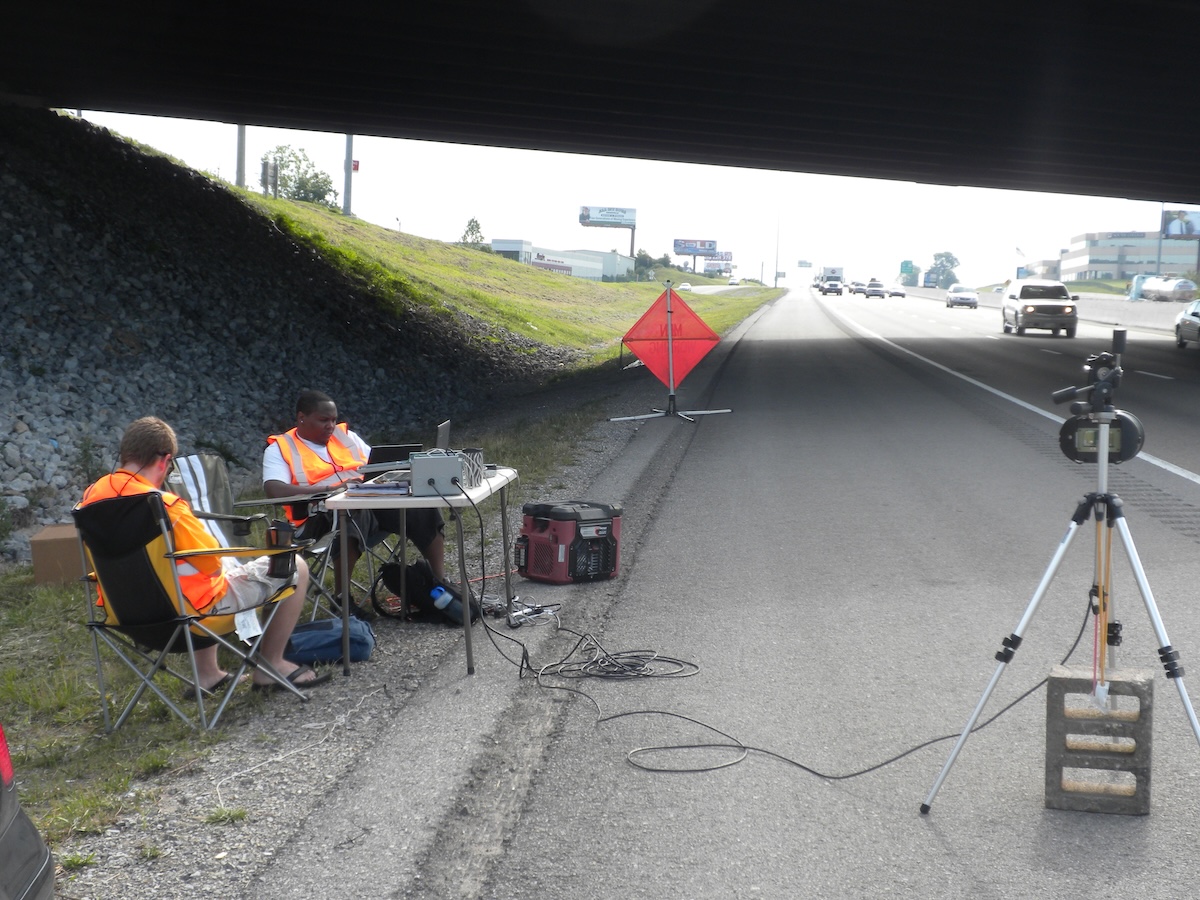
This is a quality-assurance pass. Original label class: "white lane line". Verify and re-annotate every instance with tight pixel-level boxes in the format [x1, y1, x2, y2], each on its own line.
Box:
[1136, 370, 1175, 380]
[819, 300, 1200, 487]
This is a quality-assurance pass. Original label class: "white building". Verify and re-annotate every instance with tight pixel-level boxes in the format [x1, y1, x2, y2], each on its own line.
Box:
[1060, 231, 1200, 281]
[490, 239, 634, 281]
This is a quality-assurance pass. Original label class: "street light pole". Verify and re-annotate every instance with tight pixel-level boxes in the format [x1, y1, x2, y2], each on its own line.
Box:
[774, 220, 780, 289]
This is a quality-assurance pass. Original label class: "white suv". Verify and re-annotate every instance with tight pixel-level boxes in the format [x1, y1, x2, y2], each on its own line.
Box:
[1002, 279, 1078, 337]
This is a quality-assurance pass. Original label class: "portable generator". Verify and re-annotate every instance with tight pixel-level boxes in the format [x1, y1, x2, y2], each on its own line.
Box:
[515, 500, 622, 584]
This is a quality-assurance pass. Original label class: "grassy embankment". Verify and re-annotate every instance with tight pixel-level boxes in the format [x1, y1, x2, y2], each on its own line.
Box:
[1, 184, 780, 852]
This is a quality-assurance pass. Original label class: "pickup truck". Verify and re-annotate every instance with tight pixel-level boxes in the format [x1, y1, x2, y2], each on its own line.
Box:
[819, 279, 844, 295]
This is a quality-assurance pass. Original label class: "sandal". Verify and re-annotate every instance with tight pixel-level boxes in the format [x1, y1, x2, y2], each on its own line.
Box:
[252, 664, 332, 694]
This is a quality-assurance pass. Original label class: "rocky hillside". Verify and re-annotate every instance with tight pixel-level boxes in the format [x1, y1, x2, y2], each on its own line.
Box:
[0, 107, 579, 562]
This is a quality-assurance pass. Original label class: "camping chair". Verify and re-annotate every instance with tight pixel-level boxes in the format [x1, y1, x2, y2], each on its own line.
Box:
[169, 452, 266, 546]
[72, 492, 308, 732]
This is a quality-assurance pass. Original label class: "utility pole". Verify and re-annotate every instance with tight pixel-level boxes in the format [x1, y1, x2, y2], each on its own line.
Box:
[343, 134, 353, 217]
[1157, 201, 1165, 276]
[235, 125, 245, 188]
[774, 220, 780, 288]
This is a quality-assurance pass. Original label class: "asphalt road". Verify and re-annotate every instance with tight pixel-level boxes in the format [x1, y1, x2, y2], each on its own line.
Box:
[258, 287, 1200, 898]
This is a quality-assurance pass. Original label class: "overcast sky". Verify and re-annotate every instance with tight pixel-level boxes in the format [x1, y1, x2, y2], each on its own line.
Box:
[80, 110, 1167, 287]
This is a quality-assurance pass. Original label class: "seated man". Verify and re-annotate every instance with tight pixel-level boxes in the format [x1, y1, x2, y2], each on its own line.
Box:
[262, 389, 446, 613]
[80, 416, 330, 694]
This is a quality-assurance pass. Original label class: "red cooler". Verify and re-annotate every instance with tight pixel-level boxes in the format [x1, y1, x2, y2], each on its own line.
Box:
[515, 500, 622, 584]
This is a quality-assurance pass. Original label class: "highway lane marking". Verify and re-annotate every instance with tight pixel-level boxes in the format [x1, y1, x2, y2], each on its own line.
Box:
[1136, 370, 1175, 380]
[817, 299, 1200, 487]
[1040, 349, 1064, 355]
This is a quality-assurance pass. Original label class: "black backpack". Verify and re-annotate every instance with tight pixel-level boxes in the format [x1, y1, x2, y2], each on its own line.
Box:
[377, 559, 480, 625]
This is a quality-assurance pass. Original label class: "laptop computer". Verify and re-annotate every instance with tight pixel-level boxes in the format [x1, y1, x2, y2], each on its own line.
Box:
[358, 442, 423, 475]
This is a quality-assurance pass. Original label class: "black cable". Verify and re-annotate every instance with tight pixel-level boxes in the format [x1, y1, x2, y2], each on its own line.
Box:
[437, 478, 1094, 781]
[443, 475, 540, 673]
[531, 594, 1096, 777]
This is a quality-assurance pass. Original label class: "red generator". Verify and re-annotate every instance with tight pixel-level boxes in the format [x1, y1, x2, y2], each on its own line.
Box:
[515, 500, 623, 584]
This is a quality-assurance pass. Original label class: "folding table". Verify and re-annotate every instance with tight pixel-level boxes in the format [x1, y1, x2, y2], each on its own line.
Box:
[325, 466, 519, 675]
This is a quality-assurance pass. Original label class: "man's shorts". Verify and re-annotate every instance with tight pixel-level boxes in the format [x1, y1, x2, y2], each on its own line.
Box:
[210, 556, 298, 614]
[296, 507, 444, 554]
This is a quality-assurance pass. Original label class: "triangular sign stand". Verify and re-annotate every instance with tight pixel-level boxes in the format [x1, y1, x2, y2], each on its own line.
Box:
[611, 280, 732, 422]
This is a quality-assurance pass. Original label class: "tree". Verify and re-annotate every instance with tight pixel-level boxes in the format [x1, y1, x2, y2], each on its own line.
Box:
[634, 249, 657, 281]
[456, 217, 484, 247]
[926, 251, 961, 288]
[260, 145, 338, 207]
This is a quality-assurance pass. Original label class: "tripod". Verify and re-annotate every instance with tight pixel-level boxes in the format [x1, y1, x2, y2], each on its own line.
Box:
[920, 329, 1200, 813]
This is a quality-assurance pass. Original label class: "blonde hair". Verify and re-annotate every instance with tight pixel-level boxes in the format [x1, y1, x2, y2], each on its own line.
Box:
[118, 417, 178, 467]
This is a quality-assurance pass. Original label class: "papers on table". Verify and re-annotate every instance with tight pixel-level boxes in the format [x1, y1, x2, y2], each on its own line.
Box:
[345, 471, 410, 496]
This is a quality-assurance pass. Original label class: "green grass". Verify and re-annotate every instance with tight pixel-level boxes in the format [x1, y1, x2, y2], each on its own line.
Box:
[238, 192, 772, 364]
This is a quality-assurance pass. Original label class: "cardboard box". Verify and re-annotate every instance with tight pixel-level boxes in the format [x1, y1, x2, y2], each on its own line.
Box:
[31, 524, 84, 585]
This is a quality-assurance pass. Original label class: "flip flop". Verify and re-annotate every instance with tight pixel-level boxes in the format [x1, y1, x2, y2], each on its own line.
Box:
[252, 664, 332, 694]
[182, 672, 244, 701]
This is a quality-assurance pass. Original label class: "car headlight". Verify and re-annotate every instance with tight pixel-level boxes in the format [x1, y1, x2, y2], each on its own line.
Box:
[1024, 305, 1036, 314]
[1064, 306, 1075, 314]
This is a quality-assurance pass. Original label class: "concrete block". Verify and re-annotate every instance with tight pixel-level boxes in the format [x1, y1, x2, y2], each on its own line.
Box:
[1045, 664, 1153, 815]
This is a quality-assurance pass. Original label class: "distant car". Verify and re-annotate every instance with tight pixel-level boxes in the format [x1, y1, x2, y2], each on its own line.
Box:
[1175, 299, 1200, 347]
[945, 283, 979, 308]
[850, 281, 866, 295]
[864, 280, 887, 298]
[819, 279, 844, 295]
[678, 282, 692, 291]
[0, 722, 55, 900]
[728, 277, 739, 285]
[992, 285, 1004, 293]
[888, 285, 906, 297]
[1001, 278, 1078, 336]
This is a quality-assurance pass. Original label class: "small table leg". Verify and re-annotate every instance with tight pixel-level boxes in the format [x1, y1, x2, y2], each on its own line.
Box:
[339, 511, 351, 676]
[454, 509, 475, 674]
[499, 485, 515, 617]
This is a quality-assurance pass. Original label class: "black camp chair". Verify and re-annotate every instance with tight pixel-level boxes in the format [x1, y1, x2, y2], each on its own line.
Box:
[72, 492, 307, 731]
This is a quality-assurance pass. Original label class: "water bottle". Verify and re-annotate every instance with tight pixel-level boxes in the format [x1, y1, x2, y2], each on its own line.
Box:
[430, 585, 464, 625]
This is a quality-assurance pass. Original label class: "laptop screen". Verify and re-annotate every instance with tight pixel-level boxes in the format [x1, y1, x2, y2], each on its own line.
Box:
[366, 443, 422, 465]
[435, 419, 451, 449]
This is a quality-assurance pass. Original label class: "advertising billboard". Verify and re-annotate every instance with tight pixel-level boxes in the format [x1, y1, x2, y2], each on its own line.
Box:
[579, 206, 636, 228]
[1163, 208, 1200, 239]
[674, 239, 719, 257]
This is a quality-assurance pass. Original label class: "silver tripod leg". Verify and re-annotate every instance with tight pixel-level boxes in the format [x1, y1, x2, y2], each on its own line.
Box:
[920, 500, 1091, 814]
[1112, 511, 1200, 744]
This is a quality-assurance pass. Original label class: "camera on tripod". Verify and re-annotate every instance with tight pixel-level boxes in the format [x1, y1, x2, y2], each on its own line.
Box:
[1051, 328, 1144, 464]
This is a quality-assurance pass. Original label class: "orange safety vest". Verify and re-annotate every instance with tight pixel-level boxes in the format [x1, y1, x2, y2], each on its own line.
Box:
[267, 424, 367, 525]
[79, 471, 227, 613]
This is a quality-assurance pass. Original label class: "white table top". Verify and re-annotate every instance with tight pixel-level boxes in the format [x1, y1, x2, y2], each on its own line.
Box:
[325, 466, 518, 511]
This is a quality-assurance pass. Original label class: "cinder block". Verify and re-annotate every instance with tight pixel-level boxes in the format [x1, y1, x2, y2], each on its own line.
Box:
[1045, 664, 1153, 815]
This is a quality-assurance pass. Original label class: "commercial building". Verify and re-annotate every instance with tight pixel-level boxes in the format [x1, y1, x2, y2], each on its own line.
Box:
[490, 240, 634, 281]
[1059, 231, 1200, 281]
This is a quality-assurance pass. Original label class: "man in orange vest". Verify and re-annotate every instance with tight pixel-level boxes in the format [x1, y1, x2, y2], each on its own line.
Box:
[79, 416, 331, 694]
[262, 390, 446, 613]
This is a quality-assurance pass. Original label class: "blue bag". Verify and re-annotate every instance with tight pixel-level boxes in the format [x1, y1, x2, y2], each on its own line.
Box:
[283, 617, 375, 664]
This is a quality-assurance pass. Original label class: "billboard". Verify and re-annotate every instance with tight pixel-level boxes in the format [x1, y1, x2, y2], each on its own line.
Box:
[674, 239, 719, 257]
[1163, 208, 1200, 239]
[579, 206, 636, 228]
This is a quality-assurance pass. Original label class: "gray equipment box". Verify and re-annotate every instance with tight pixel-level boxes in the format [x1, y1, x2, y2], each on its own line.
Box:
[410, 450, 465, 497]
